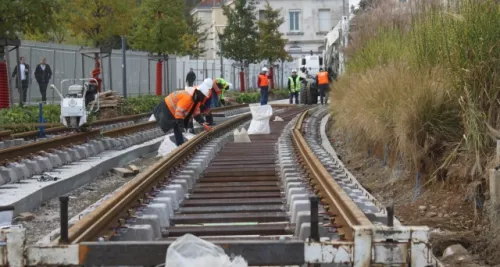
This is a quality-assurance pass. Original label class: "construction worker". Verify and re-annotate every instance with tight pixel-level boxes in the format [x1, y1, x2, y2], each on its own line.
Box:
[153, 78, 213, 146]
[257, 67, 270, 105]
[316, 68, 331, 105]
[186, 78, 226, 132]
[287, 69, 305, 104]
[215, 78, 229, 106]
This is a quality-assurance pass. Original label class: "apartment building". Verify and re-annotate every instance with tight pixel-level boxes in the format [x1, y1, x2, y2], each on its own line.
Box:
[191, 0, 346, 59]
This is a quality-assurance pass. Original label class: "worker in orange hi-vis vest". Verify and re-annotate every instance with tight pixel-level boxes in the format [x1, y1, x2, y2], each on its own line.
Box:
[257, 67, 270, 105]
[152, 78, 213, 146]
[315, 68, 331, 105]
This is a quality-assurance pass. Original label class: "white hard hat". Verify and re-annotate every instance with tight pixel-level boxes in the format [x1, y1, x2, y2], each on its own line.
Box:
[292, 69, 297, 72]
[197, 78, 213, 97]
[262, 67, 268, 72]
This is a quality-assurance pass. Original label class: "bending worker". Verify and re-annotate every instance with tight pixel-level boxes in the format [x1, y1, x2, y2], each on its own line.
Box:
[316, 68, 331, 105]
[287, 69, 305, 104]
[186, 77, 228, 132]
[153, 78, 213, 146]
[215, 78, 229, 107]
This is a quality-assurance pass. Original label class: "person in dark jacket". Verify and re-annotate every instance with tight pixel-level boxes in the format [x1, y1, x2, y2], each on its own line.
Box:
[186, 68, 196, 87]
[34, 57, 53, 103]
[11, 56, 30, 104]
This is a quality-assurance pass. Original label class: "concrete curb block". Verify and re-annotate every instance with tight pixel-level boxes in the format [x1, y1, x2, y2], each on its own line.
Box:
[2, 132, 165, 217]
[305, 107, 399, 226]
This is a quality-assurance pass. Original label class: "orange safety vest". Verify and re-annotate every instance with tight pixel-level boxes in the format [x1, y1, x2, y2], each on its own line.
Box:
[258, 74, 269, 87]
[165, 90, 201, 119]
[317, 71, 329, 85]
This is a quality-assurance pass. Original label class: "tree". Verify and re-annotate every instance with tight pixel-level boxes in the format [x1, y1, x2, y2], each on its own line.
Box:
[66, 0, 136, 47]
[258, 2, 290, 63]
[221, 0, 260, 70]
[183, 15, 209, 58]
[257, 1, 291, 89]
[0, 0, 55, 56]
[24, 0, 71, 44]
[130, 0, 188, 56]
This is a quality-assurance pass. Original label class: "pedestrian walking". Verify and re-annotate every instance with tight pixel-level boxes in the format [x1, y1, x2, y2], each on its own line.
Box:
[11, 56, 30, 104]
[316, 68, 331, 105]
[258, 67, 270, 105]
[153, 78, 212, 146]
[287, 69, 305, 104]
[186, 68, 196, 87]
[34, 57, 52, 104]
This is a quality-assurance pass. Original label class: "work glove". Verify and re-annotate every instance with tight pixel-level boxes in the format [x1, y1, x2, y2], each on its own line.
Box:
[202, 123, 212, 132]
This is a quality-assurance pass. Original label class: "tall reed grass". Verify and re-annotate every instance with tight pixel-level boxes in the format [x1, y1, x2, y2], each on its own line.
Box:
[332, 0, 500, 179]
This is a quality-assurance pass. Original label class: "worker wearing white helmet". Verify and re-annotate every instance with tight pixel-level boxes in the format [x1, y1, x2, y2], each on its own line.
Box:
[258, 67, 270, 105]
[288, 69, 306, 104]
[153, 78, 213, 146]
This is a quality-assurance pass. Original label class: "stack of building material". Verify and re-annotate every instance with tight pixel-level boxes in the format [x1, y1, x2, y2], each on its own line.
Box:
[90, 91, 124, 108]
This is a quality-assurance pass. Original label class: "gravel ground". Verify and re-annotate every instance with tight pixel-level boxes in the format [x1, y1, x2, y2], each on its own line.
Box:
[19, 152, 160, 245]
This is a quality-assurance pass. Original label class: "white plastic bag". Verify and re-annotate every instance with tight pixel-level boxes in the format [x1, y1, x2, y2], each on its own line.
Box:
[247, 104, 273, 135]
[157, 133, 195, 157]
[149, 114, 156, 122]
[165, 234, 248, 267]
[233, 128, 251, 143]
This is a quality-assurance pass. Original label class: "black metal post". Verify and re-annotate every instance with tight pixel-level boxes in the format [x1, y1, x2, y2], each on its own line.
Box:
[59, 196, 69, 244]
[122, 36, 127, 98]
[309, 196, 319, 242]
[387, 203, 394, 227]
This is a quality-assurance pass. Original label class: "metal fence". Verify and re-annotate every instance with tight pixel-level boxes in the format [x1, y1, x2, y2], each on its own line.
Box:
[4, 40, 299, 105]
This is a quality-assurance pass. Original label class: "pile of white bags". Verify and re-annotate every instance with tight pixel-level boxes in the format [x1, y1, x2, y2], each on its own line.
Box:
[165, 234, 248, 267]
[157, 133, 195, 157]
[247, 104, 273, 135]
[149, 114, 156, 121]
[233, 128, 251, 143]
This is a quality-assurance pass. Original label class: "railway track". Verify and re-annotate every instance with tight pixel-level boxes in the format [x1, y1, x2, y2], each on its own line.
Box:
[0, 105, 442, 266]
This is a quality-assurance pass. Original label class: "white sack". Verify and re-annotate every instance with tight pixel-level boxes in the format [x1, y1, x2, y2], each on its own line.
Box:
[233, 128, 251, 143]
[273, 116, 284, 122]
[157, 133, 195, 157]
[149, 114, 156, 122]
[247, 104, 273, 135]
[165, 234, 248, 267]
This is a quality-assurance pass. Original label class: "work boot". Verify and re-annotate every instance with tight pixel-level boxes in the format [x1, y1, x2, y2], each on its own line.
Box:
[205, 114, 215, 126]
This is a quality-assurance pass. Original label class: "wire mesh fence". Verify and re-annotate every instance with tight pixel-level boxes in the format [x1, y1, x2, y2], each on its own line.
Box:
[3, 40, 299, 106]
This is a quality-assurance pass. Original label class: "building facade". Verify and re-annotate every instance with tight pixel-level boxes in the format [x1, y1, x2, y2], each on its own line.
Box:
[191, 0, 345, 60]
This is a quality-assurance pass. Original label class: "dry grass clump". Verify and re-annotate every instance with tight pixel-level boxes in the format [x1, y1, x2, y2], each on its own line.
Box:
[333, 0, 500, 179]
[332, 62, 461, 172]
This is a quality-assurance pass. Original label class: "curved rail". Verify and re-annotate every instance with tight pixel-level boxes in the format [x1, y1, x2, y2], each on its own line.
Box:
[291, 109, 372, 241]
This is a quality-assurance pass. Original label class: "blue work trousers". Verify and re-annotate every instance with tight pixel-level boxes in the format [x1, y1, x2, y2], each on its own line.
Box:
[260, 86, 269, 105]
[289, 91, 299, 104]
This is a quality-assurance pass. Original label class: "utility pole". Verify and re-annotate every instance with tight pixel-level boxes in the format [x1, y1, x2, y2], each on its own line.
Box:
[121, 36, 127, 98]
[219, 34, 224, 78]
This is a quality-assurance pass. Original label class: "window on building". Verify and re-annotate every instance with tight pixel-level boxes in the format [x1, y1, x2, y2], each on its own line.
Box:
[259, 10, 266, 21]
[318, 9, 330, 32]
[289, 10, 300, 31]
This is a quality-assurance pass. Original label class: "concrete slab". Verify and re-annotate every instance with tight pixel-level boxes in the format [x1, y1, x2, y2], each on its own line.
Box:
[0, 136, 164, 216]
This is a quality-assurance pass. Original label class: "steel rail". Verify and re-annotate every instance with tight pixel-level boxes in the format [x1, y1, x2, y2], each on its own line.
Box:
[291, 109, 372, 241]
[9, 113, 152, 139]
[0, 130, 102, 163]
[0, 121, 155, 163]
[62, 113, 253, 244]
[59, 104, 297, 244]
